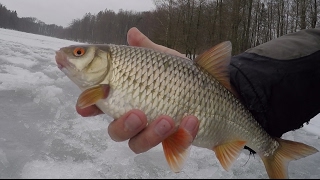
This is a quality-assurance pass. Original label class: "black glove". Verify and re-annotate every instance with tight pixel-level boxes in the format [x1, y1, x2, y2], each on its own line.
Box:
[230, 28, 320, 138]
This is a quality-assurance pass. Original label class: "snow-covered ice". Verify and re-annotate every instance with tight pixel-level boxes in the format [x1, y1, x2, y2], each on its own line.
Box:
[0, 28, 319, 179]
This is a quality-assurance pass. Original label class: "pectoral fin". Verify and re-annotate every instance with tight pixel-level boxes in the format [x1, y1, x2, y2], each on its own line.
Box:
[76, 84, 110, 109]
[213, 140, 246, 171]
[162, 127, 193, 173]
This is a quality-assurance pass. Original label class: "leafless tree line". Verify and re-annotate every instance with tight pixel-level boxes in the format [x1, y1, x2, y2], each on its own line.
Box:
[149, 0, 319, 56]
[0, 4, 64, 37]
[1, 0, 319, 56]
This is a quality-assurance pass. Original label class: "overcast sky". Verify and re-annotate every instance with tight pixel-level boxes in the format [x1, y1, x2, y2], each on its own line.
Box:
[0, 0, 155, 27]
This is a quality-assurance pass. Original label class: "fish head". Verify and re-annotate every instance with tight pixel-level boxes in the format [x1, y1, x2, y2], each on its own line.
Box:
[55, 45, 112, 89]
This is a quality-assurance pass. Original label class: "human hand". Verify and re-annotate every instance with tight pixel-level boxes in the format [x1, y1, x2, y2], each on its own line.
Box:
[76, 27, 199, 154]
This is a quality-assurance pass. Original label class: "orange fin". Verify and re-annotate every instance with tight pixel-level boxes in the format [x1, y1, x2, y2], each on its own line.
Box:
[213, 140, 246, 171]
[195, 41, 239, 97]
[162, 127, 193, 173]
[260, 138, 318, 179]
[76, 84, 109, 109]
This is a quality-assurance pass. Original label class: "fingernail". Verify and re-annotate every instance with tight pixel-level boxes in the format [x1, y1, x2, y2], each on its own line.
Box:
[155, 119, 172, 136]
[91, 109, 102, 116]
[124, 113, 143, 131]
[184, 117, 198, 133]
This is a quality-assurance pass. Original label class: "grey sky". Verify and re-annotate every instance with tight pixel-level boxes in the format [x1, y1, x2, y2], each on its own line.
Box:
[0, 0, 155, 27]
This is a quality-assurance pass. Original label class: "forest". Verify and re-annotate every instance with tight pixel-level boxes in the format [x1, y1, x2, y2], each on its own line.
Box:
[0, 0, 319, 57]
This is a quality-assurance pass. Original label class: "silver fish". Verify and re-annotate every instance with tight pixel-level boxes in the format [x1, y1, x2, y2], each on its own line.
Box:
[55, 42, 318, 179]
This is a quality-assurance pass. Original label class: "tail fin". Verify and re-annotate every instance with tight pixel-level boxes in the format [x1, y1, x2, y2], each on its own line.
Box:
[260, 138, 318, 179]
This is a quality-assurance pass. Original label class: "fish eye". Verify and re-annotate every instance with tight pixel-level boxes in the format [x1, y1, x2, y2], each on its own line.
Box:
[73, 47, 86, 57]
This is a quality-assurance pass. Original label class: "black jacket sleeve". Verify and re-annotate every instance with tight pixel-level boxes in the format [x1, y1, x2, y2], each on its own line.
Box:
[229, 28, 320, 138]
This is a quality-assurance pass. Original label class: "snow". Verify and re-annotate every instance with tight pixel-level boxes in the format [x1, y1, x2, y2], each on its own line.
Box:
[0, 28, 319, 179]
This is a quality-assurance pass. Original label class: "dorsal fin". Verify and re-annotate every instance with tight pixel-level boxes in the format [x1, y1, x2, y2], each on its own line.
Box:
[195, 41, 238, 97]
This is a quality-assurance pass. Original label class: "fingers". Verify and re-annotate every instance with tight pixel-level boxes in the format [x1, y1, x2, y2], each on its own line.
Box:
[108, 109, 148, 142]
[128, 115, 177, 154]
[127, 27, 187, 58]
[86, 104, 199, 154]
[76, 104, 103, 117]
[128, 115, 199, 154]
[179, 115, 200, 138]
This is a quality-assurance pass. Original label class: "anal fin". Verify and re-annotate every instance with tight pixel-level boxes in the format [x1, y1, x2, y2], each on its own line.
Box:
[213, 140, 246, 171]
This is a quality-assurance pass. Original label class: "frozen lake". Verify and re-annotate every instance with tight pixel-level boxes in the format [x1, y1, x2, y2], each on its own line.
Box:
[0, 28, 319, 178]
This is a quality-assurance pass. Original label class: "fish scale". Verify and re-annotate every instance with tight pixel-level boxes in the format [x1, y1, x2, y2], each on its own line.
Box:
[56, 42, 318, 179]
[107, 44, 269, 149]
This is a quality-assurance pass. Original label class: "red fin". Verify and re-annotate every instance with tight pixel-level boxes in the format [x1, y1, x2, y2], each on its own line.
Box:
[260, 138, 318, 179]
[195, 41, 239, 98]
[162, 128, 193, 173]
[213, 140, 246, 171]
[76, 84, 109, 109]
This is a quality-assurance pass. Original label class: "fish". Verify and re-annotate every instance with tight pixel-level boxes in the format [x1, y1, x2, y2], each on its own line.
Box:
[55, 41, 318, 179]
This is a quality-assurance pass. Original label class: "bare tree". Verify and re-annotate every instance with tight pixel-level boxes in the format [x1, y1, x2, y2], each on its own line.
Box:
[300, 0, 307, 29]
[311, 0, 318, 28]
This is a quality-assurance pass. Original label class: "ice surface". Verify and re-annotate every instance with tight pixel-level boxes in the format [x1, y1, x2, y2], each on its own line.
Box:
[0, 28, 319, 179]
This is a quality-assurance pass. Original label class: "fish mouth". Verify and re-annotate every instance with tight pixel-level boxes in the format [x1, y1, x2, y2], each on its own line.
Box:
[55, 50, 68, 69]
